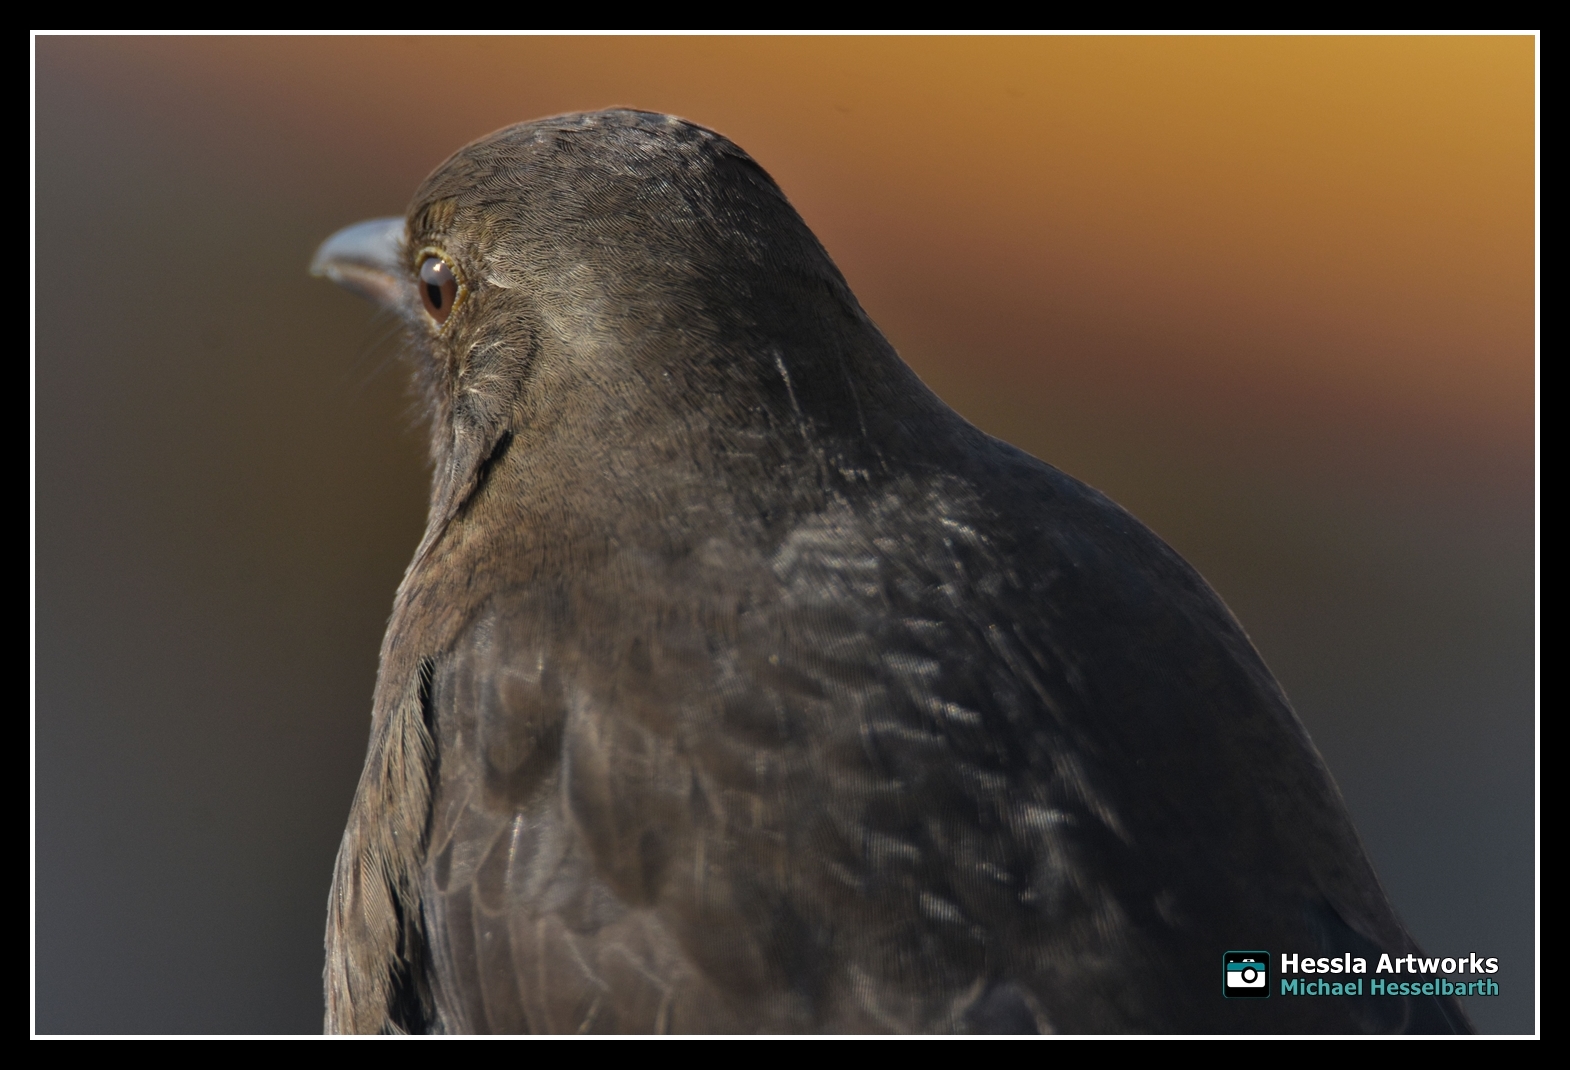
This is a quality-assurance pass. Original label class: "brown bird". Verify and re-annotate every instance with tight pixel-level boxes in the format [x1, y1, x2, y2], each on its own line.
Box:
[311, 109, 1470, 1035]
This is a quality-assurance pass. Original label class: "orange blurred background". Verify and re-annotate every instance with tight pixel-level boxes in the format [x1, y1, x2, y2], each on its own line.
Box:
[34, 35, 1535, 1034]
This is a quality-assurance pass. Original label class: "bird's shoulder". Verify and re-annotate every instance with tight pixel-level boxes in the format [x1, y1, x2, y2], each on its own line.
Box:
[417, 438, 1424, 1032]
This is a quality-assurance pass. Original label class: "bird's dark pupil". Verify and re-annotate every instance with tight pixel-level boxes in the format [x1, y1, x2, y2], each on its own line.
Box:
[426, 282, 444, 309]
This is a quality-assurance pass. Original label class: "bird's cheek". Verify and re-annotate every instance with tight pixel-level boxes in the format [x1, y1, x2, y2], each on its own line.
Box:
[454, 336, 533, 427]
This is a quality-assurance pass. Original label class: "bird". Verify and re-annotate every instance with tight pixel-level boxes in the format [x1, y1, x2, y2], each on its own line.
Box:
[310, 109, 1471, 1035]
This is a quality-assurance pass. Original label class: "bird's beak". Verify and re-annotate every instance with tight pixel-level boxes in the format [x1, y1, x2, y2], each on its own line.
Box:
[310, 216, 408, 309]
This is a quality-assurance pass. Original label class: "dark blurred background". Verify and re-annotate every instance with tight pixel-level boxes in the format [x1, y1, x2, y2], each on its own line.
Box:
[34, 36, 1535, 1034]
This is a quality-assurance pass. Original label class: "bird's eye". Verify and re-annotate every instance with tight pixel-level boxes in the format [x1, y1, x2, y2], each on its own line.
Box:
[418, 255, 459, 324]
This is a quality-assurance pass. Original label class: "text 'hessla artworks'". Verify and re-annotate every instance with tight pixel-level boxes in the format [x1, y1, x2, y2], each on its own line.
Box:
[1223, 950, 1503, 999]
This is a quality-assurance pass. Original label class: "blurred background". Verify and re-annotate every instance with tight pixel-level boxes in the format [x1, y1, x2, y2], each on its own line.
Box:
[34, 35, 1535, 1034]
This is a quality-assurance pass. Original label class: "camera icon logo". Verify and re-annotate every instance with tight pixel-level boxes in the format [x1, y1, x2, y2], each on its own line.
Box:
[1223, 951, 1271, 998]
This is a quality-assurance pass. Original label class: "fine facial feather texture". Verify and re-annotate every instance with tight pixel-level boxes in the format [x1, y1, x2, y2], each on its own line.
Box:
[317, 109, 1470, 1034]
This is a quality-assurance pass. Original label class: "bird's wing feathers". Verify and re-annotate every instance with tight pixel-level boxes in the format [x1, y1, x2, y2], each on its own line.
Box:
[418, 471, 1106, 1032]
[419, 458, 1456, 1033]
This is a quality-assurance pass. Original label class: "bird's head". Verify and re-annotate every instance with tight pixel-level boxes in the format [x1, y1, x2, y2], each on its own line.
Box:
[313, 109, 947, 557]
